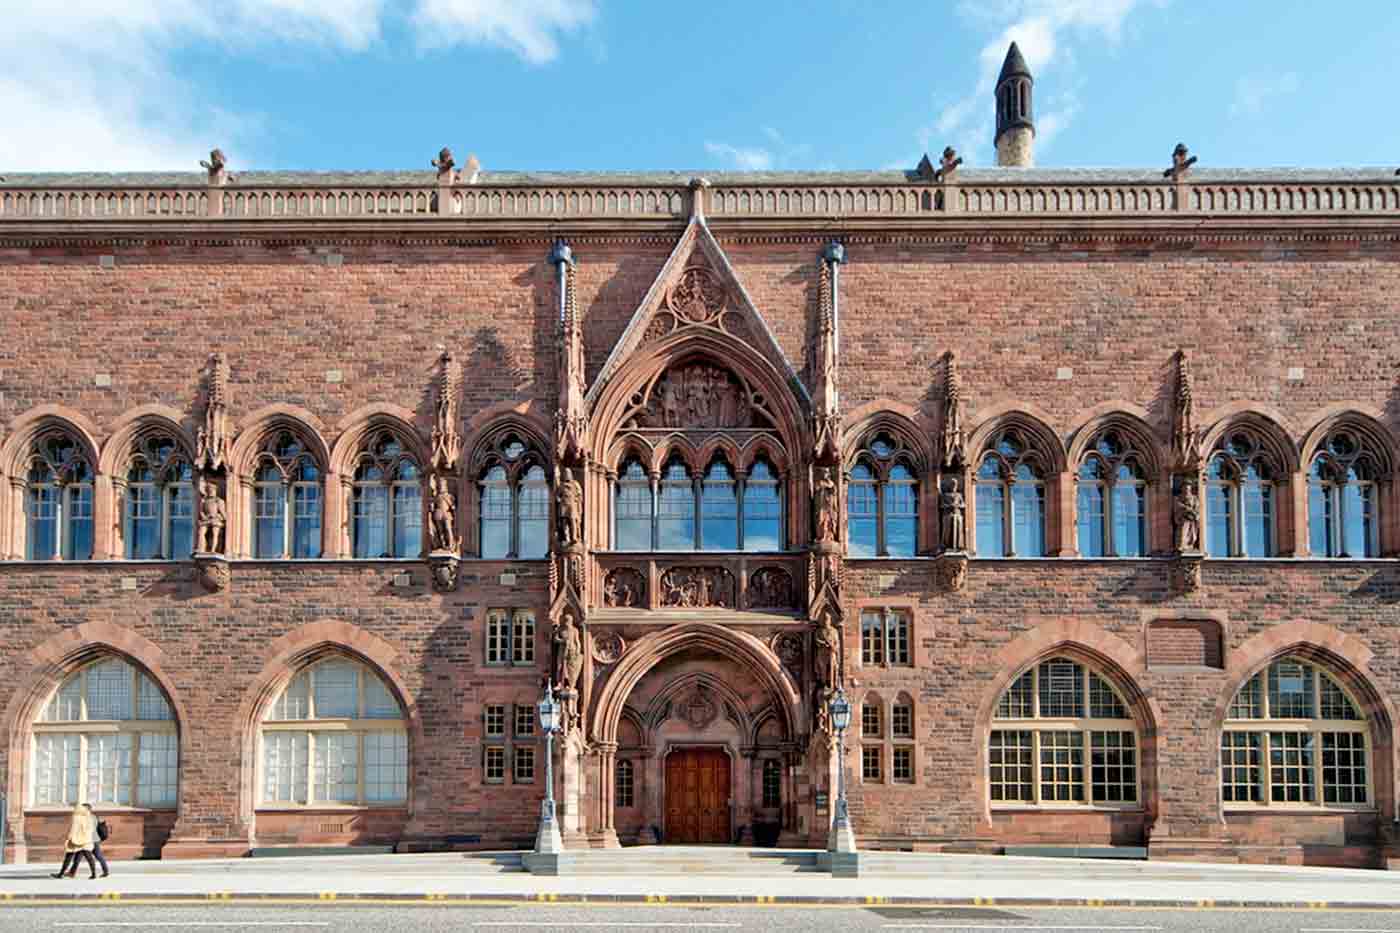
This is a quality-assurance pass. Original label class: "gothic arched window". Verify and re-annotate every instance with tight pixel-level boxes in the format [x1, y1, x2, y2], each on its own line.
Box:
[990, 657, 1138, 807]
[122, 435, 194, 560]
[976, 428, 1047, 557]
[476, 433, 549, 559]
[1206, 429, 1278, 558]
[846, 432, 919, 558]
[1307, 429, 1381, 558]
[351, 432, 422, 559]
[1075, 431, 1147, 558]
[32, 657, 177, 808]
[613, 459, 653, 552]
[259, 657, 407, 806]
[251, 431, 322, 559]
[24, 432, 94, 561]
[1222, 656, 1371, 807]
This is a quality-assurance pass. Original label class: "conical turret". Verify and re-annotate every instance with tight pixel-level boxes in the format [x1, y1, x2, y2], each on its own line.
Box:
[995, 42, 1035, 167]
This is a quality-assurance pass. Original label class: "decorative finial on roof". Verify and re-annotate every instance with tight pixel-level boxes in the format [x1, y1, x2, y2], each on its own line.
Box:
[936, 146, 963, 182]
[915, 153, 936, 182]
[462, 154, 481, 185]
[200, 149, 232, 185]
[432, 147, 457, 183]
[1164, 143, 1197, 181]
[688, 176, 711, 221]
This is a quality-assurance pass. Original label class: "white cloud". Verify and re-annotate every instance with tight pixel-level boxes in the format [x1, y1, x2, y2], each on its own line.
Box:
[414, 0, 596, 65]
[925, 0, 1163, 165]
[0, 0, 592, 171]
[1231, 72, 1299, 117]
[704, 142, 774, 172]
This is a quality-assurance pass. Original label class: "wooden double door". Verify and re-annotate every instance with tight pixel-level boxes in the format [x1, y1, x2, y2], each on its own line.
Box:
[664, 748, 731, 844]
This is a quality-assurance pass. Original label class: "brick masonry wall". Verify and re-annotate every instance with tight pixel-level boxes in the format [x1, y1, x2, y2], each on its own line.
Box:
[1, 232, 1399, 865]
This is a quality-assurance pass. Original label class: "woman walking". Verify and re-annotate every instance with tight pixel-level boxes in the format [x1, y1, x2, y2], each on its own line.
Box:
[85, 804, 110, 877]
[50, 803, 98, 879]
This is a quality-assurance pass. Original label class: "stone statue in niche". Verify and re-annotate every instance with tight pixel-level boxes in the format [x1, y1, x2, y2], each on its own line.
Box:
[196, 478, 226, 555]
[552, 611, 584, 692]
[747, 567, 793, 609]
[668, 267, 727, 324]
[556, 467, 583, 548]
[814, 467, 840, 543]
[813, 611, 841, 692]
[632, 364, 763, 430]
[660, 567, 732, 608]
[939, 477, 966, 552]
[603, 567, 645, 607]
[1174, 478, 1202, 554]
[428, 473, 457, 552]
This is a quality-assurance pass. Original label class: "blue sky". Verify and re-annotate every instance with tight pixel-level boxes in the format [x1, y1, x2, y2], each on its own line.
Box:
[3, 1, 1398, 173]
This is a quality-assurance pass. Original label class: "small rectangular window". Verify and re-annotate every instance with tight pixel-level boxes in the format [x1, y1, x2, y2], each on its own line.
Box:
[886, 610, 910, 666]
[514, 705, 535, 737]
[861, 746, 881, 782]
[1220, 731, 1263, 803]
[512, 611, 535, 665]
[485, 704, 506, 737]
[485, 610, 510, 665]
[513, 745, 535, 783]
[484, 746, 506, 783]
[862, 703, 882, 738]
[891, 704, 913, 738]
[616, 759, 635, 808]
[892, 746, 914, 783]
[1089, 730, 1137, 803]
[761, 759, 781, 808]
[860, 611, 883, 666]
[1321, 732, 1367, 805]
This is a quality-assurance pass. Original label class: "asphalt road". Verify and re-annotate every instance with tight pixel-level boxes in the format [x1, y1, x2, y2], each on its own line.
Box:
[3, 904, 1400, 932]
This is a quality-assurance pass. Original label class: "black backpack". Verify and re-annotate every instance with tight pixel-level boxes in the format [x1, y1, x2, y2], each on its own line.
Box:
[96, 820, 110, 842]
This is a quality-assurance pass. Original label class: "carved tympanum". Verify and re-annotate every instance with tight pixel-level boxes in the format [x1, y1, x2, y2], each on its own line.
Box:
[604, 567, 645, 607]
[676, 683, 719, 730]
[623, 361, 774, 431]
[660, 566, 734, 608]
[747, 567, 794, 609]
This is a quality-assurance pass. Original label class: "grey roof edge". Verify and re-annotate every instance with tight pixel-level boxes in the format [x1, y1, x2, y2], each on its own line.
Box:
[1, 167, 1398, 187]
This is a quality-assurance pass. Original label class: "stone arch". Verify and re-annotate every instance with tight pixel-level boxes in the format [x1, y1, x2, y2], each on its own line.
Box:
[588, 332, 808, 466]
[1066, 410, 1166, 480]
[229, 404, 330, 473]
[234, 621, 422, 835]
[973, 620, 1161, 826]
[0, 407, 105, 560]
[590, 622, 801, 747]
[328, 405, 427, 478]
[0, 405, 102, 476]
[968, 407, 1068, 475]
[3, 622, 189, 863]
[1200, 408, 1301, 475]
[226, 408, 332, 558]
[97, 406, 197, 478]
[843, 408, 933, 476]
[1299, 408, 1397, 475]
[1212, 621, 1398, 822]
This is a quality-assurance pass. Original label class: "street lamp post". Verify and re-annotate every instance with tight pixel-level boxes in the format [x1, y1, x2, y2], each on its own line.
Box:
[827, 687, 857, 855]
[534, 680, 564, 856]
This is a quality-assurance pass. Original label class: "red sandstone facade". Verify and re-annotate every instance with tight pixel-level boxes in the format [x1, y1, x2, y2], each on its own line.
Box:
[1, 154, 1400, 869]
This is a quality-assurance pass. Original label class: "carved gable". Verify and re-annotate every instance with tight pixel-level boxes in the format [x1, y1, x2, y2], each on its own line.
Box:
[586, 217, 806, 413]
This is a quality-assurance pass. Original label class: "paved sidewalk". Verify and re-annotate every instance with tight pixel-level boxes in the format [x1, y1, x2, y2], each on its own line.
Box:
[2, 849, 1400, 909]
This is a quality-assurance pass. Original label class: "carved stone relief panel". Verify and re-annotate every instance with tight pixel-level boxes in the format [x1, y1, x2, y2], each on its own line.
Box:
[771, 632, 804, 676]
[747, 567, 795, 610]
[623, 361, 775, 431]
[659, 566, 735, 608]
[603, 567, 646, 608]
[672, 682, 719, 730]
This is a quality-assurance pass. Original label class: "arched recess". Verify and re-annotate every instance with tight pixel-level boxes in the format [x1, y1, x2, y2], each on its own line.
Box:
[2, 622, 189, 863]
[644, 670, 754, 739]
[1212, 621, 1398, 824]
[233, 621, 422, 843]
[1199, 409, 1301, 476]
[844, 409, 933, 557]
[0, 407, 103, 560]
[329, 411, 429, 560]
[590, 622, 802, 747]
[227, 409, 331, 559]
[973, 620, 1161, 828]
[588, 332, 810, 552]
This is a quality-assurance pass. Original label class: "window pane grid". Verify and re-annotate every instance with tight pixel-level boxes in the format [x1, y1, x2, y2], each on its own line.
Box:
[861, 745, 881, 782]
[1322, 732, 1367, 805]
[988, 730, 1034, 802]
[1038, 731, 1084, 803]
[514, 746, 535, 783]
[1220, 732, 1263, 803]
[511, 611, 535, 664]
[617, 759, 636, 808]
[1269, 731, 1315, 804]
[1089, 731, 1137, 803]
[484, 746, 506, 782]
[137, 731, 179, 807]
[892, 746, 914, 783]
[485, 705, 506, 737]
[1037, 660, 1083, 719]
[312, 732, 359, 803]
[892, 704, 913, 738]
[862, 703, 881, 739]
[363, 731, 408, 802]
